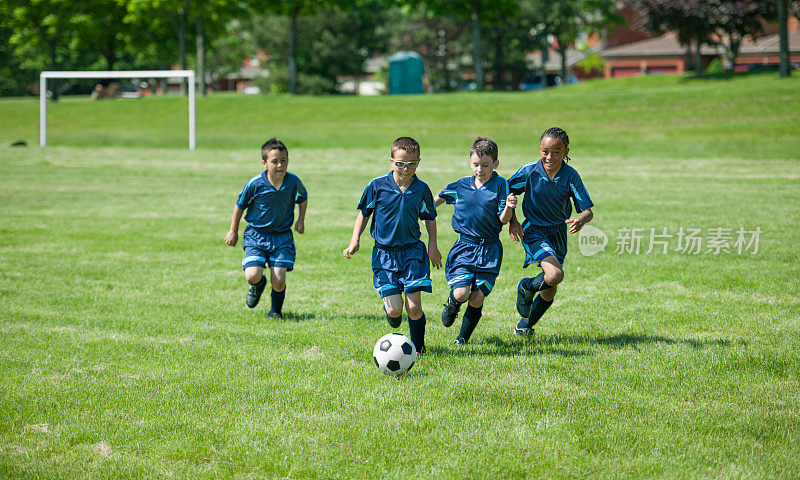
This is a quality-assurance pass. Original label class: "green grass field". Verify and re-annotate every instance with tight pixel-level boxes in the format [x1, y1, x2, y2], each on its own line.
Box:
[1, 72, 799, 479]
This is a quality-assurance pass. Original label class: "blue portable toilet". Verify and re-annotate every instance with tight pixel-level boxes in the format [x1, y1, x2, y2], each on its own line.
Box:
[389, 51, 424, 95]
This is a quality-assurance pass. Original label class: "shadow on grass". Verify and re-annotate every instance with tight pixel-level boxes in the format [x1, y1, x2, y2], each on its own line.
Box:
[426, 332, 730, 358]
[276, 312, 317, 322]
[535, 333, 731, 349]
[427, 335, 593, 358]
[680, 68, 783, 82]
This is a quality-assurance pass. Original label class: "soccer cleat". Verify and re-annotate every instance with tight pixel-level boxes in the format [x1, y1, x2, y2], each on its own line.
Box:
[513, 323, 535, 337]
[516, 279, 535, 318]
[441, 302, 460, 328]
[386, 315, 402, 328]
[246, 278, 266, 308]
[453, 337, 468, 345]
[268, 311, 283, 319]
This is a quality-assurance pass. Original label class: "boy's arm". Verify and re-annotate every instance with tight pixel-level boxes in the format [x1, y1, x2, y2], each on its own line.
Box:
[433, 195, 446, 207]
[294, 200, 307, 234]
[499, 193, 517, 225]
[424, 219, 442, 269]
[343, 211, 369, 259]
[566, 208, 593, 234]
[508, 209, 523, 242]
[225, 206, 245, 246]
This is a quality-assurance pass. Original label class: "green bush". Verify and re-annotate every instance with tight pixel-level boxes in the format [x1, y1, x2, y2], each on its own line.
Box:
[576, 53, 606, 75]
[705, 57, 724, 75]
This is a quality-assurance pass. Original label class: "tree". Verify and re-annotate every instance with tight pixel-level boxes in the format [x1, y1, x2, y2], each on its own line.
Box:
[245, 0, 347, 94]
[630, 0, 716, 75]
[398, 0, 519, 90]
[712, 0, 769, 69]
[527, 0, 623, 84]
[380, 4, 471, 92]
[246, 1, 390, 94]
[0, 0, 81, 98]
[776, 0, 790, 76]
[72, 0, 133, 70]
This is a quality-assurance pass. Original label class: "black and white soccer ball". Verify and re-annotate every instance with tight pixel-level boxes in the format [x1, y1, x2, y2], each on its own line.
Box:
[372, 333, 418, 376]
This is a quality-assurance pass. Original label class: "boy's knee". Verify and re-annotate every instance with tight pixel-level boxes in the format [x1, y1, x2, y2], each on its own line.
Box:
[245, 268, 263, 284]
[468, 290, 485, 307]
[545, 269, 564, 286]
[452, 287, 470, 303]
[271, 278, 286, 291]
[385, 304, 403, 318]
[405, 298, 423, 318]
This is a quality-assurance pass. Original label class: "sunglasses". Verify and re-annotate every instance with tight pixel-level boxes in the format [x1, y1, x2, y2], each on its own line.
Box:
[392, 160, 420, 169]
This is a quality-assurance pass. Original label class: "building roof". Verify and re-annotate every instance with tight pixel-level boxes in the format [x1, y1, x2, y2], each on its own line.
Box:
[601, 31, 800, 59]
[600, 33, 721, 58]
[738, 31, 800, 53]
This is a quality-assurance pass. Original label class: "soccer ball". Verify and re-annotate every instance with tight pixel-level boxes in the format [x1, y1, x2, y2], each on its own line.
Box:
[372, 333, 418, 376]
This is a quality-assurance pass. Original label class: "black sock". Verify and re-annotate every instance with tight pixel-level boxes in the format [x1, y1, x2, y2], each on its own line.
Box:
[458, 305, 482, 342]
[446, 291, 465, 311]
[408, 314, 426, 352]
[522, 272, 551, 293]
[251, 276, 267, 288]
[527, 294, 553, 326]
[270, 288, 285, 314]
[382, 304, 401, 326]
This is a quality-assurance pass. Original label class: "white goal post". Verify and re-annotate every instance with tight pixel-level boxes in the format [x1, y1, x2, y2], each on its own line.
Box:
[39, 70, 196, 151]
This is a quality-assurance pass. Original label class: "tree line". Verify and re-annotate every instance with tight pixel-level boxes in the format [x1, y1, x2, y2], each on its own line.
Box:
[1, 0, 797, 97]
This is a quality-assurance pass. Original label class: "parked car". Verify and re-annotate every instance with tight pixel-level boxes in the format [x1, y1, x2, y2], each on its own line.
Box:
[90, 81, 147, 100]
[518, 73, 578, 91]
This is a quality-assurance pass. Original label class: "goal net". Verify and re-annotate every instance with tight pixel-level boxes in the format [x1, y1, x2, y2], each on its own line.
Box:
[39, 70, 196, 151]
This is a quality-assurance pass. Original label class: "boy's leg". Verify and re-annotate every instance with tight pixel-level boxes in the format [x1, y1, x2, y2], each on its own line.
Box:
[268, 266, 287, 318]
[382, 294, 404, 328]
[516, 281, 559, 336]
[244, 265, 267, 309]
[404, 291, 426, 354]
[442, 286, 469, 328]
[265, 233, 296, 318]
[528, 286, 556, 327]
[455, 289, 485, 344]
[442, 245, 471, 327]
[517, 255, 564, 318]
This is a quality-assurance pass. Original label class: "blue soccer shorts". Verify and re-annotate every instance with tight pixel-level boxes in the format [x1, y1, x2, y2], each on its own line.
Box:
[444, 236, 502, 296]
[521, 223, 567, 268]
[242, 229, 296, 271]
[372, 241, 432, 298]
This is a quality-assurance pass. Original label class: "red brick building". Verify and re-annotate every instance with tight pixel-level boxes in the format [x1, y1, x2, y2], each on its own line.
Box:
[600, 17, 800, 79]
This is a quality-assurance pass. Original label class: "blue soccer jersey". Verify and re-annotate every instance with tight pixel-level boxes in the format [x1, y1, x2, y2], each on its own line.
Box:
[438, 172, 509, 241]
[357, 172, 437, 248]
[236, 172, 308, 233]
[508, 160, 593, 231]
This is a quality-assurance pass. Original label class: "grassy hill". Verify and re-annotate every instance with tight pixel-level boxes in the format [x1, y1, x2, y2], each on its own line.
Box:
[1, 72, 798, 158]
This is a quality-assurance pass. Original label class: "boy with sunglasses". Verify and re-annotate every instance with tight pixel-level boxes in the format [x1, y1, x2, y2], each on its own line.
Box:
[343, 137, 442, 354]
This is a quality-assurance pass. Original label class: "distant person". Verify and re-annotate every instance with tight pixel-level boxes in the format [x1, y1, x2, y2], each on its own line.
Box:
[90, 80, 116, 100]
[343, 137, 442, 354]
[225, 138, 308, 318]
[508, 127, 594, 335]
[435, 137, 517, 345]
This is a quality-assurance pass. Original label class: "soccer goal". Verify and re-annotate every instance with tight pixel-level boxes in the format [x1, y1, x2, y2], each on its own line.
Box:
[39, 70, 196, 151]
